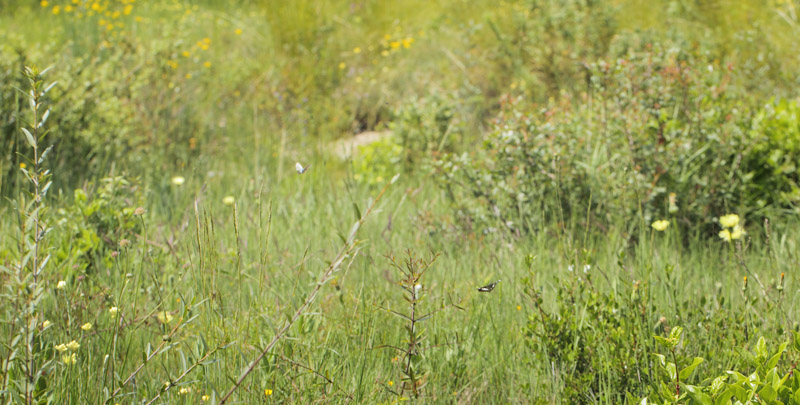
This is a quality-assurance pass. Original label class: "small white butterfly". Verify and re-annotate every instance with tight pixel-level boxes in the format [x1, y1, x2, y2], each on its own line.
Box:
[295, 162, 310, 174]
[477, 280, 501, 293]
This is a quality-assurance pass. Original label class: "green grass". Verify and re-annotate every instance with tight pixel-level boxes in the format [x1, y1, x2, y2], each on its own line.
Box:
[2, 0, 800, 403]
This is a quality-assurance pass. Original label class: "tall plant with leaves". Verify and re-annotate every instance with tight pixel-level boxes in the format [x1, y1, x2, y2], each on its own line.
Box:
[0, 66, 57, 403]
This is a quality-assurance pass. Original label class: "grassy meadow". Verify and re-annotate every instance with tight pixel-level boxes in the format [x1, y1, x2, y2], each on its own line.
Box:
[2, 0, 800, 403]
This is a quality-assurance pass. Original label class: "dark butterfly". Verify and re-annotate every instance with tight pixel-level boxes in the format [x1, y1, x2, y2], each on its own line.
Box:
[477, 280, 501, 292]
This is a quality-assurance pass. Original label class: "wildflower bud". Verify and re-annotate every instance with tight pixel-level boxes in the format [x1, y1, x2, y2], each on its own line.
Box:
[56, 280, 67, 289]
[111, 251, 119, 258]
[119, 239, 130, 247]
[81, 322, 92, 331]
[55, 343, 68, 352]
[42, 320, 52, 328]
[134, 207, 146, 216]
[742, 276, 748, 291]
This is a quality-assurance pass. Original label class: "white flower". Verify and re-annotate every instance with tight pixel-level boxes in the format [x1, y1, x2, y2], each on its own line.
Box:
[109, 307, 119, 316]
[171, 176, 185, 186]
[56, 280, 67, 290]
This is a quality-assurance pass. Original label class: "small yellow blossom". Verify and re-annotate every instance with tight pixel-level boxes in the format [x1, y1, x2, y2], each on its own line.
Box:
[389, 41, 400, 49]
[201, 395, 210, 401]
[42, 320, 52, 328]
[381, 50, 389, 57]
[731, 224, 746, 240]
[182, 51, 191, 57]
[65, 5, 73, 12]
[179, 387, 191, 395]
[185, 73, 192, 79]
[111, 10, 120, 19]
[61, 353, 77, 365]
[52, 5, 60, 14]
[123, 4, 133, 15]
[234, 28, 243, 35]
[719, 214, 740, 228]
[135, 16, 143, 22]
[402, 38, 414, 48]
[66, 340, 80, 351]
[719, 229, 732, 242]
[57, 280, 67, 290]
[19, 162, 26, 169]
[516, 305, 521, 311]
[383, 34, 391, 40]
[353, 47, 361, 54]
[156, 311, 174, 324]
[41, 0, 49, 7]
[109, 307, 119, 316]
[651, 220, 670, 232]
[387, 381, 394, 387]
[81, 322, 92, 331]
[264, 388, 273, 397]
[91, 3, 101, 11]
[204, 61, 212, 68]
[339, 62, 346, 70]
[171, 176, 185, 186]
[55, 344, 68, 352]
[222, 196, 235, 205]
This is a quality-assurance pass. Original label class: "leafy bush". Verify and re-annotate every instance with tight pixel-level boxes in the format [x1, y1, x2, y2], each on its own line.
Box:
[745, 99, 800, 213]
[435, 32, 779, 238]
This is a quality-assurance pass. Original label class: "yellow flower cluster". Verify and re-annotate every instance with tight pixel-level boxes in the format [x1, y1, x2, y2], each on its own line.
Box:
[718, 214, 745, 241]
[41, 0, 137, 36]
[55, 339, 81, 364]
[651, 219, 670, 232]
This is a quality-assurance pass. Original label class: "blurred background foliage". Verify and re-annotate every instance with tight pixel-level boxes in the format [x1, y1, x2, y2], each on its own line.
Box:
[0, 0, 797, 232]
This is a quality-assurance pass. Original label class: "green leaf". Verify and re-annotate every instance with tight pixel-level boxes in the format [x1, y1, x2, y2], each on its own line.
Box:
[758, 384, 777, 402]
[679, 357, 704, 381]
[21, 127, 36, 148]
[713, 388, 733, 405]
[756, 336, 768, 359]
[766, 341, 789, 370]
[684, 385, 712, 405]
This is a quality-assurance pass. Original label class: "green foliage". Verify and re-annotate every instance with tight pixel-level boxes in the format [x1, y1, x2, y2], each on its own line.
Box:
[746, 99, 800, 212]
[352, 136, 403, 186]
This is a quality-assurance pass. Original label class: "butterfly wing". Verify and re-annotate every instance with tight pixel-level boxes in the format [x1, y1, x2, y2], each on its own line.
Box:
[295, 162, 305, 174]
[477, 280, 501, 292]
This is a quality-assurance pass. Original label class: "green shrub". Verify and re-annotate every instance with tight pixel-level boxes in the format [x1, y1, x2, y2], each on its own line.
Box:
[745, 99, 800, 213]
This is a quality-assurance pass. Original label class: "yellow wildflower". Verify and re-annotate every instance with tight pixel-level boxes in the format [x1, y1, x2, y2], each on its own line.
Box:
[81, 322, 92, 331]
[353, 47, 361, 54]
[57, 280, 67, 290]
[516, 305, 521, 311]
[381, 50, 389, 57]
[203, 61, 212, 68]
[222, 196, 235, 205]
[731, 224, 746, 240]
[185, 73, 192, 79]
[66, 340, 80, 351]
[61, 353, 77, 365]
[52, 5, 60, 14]
[338, 62, 346, 70]
[719, 214, 740, 228]
[19, 162, 26, 169]
[42, 320, 52, 328]
[65, 5, 73, 12]
[156, 311, 174, 324]
[402, 38, 414, 48]
[171, 176, 185, 186]
[55, 344, 68, 352]
[651, 220, 669, 232]
[182, 51, 191, 57]
[41, 0, 49, 7]
[389, 41, 400, 49]
[718, 229, 731, 242]
[264, 388, 273, 397]
[235, 28, 243, 35]
[201, 395, 210, 401]
[387, 381, 394, 387]
[109, 307, 119, 316]
[179, 387, 191, 395]
[123, 4, 133, 15]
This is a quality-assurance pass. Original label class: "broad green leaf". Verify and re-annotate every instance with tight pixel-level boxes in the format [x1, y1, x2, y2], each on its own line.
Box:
[680, 357, 704, 381]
